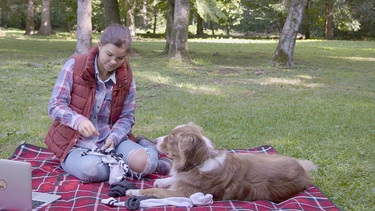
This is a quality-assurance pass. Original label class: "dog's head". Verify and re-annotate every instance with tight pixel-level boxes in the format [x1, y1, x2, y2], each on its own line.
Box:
[154, 123, 222, 172]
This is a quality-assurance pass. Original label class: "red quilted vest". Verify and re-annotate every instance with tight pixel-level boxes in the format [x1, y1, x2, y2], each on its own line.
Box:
[44, 46, 135, 162]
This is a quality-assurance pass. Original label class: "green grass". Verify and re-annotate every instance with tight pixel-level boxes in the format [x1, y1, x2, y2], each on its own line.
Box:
[1, 29, 374, 210]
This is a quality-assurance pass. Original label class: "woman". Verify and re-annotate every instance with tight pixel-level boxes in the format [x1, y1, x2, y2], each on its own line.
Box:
[45, 25, 170, 182]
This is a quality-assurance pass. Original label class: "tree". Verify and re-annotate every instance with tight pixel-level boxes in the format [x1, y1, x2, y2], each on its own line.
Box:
[50, 0, 77, 32]
[2, 0, 374, 39]
[332, 0, 361, 38]
[149, 0, 166, 34]
[194, 0, 226, 35]
[168, 0, 191, 62]
[196, 14, 204, 35]
[38, 0, 53, 35]
[240, 0, 286, 34]
[325, 0, 334, 40]
[75, 0, 92, 54]
[302, 0, 311, 39]
[124, 0, 137, 36]
[216, 0, 243, 36]
[102, 0, 121, 27]
[25, 0, 35, 35]
[140, 0, 149, 30]
[272, 0, 308, 68]
[301, 0, 361, 40]
[163, 0, 174, 54]
[351, 0, 375, 38]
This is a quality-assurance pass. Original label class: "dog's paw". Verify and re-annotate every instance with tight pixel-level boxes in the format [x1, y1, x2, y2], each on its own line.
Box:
[125, 189, 142, 197]
[154, 178, 171, 188]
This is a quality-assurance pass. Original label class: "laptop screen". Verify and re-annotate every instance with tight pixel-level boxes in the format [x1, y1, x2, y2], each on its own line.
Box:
[0, 159, 33, 210]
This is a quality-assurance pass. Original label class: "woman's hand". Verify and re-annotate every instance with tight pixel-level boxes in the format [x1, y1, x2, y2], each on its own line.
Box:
[77, 119, 100, 137]
[101, 138, 114, 150]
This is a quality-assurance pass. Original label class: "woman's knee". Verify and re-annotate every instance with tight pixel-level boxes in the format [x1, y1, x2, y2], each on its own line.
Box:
[78, 160, 109, 182]
[62, 154, 109, 182]
[127, 148, 157, 174]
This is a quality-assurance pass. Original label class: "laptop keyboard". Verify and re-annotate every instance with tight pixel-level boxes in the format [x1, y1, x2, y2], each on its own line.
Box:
[32, 200, 45, 208]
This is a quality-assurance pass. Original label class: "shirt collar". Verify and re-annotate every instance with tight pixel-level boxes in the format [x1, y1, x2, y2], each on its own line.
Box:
[94, 55, 117, 84]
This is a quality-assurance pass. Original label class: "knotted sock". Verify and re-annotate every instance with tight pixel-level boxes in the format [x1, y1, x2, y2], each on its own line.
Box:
[108, 180, 138, 197]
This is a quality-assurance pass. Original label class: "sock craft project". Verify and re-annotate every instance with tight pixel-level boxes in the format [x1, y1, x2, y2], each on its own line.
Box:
[81, 147, 129, 184]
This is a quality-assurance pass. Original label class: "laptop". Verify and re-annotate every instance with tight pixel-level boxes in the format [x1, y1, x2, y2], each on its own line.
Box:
[0, 159, 61, 210]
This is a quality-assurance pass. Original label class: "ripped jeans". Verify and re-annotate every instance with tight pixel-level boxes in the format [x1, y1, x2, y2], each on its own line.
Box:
[61, 140, 159, 182]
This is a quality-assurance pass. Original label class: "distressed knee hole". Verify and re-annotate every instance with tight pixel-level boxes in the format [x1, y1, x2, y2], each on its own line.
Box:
[127, 149, 151, 173]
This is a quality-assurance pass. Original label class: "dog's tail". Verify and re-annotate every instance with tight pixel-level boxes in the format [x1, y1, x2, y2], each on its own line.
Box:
[298, 159, 318, 172]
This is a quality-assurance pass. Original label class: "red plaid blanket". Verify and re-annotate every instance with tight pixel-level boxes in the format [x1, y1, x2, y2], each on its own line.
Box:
[9, 143, 340, 211]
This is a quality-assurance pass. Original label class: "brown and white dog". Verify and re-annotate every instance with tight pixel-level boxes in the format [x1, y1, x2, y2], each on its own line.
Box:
[126, 123, 317, 203]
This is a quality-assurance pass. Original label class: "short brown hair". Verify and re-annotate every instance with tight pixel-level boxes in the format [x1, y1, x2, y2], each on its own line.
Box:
[100, 25, 131, 53]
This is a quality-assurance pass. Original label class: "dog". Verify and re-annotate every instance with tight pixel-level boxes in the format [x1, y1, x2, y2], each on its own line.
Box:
[126, 123, 317, 203]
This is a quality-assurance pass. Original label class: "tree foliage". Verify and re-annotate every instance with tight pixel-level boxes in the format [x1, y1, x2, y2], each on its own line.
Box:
[334, 0, 360, 32]
[0, 0, 373, 39]
[194, 0, 226, 23]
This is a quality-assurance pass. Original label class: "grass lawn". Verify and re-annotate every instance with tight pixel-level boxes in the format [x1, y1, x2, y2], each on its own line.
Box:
[0, 29, 374, 210]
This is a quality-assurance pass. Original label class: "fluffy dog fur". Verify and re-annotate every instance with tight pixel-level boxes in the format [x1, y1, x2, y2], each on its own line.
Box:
[126, 123, 317, 203]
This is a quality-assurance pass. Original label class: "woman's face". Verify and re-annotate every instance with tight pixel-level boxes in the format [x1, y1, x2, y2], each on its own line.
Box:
[97, 43, 127, 76]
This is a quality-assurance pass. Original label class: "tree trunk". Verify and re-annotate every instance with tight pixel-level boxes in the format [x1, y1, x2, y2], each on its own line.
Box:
[75, 0, 92, 54]
[303, 0, 310, 39]
[272, 0, 307, 68]
[168, 0, 191, 62]
[25, 0, 35, 35]
[226, 23, 230, 36]
[102, 0, 121, 27]
[152, 2, 157, 34]
[196, 14, 204, 36]
[210, 22, 215, 35]
[38, 0, 53, 35]
[325, 0, 334, 40]
[141, 0, 148, 29]
[163, 0, 174, 54]
[124, 0, 136, 36]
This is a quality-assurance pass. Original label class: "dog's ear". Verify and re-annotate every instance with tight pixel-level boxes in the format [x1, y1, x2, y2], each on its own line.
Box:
[165, 132, 181, 157]
[175, 132, 211, 172]
[177, 132, 198, 153]
[173, 132, 193, 171]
